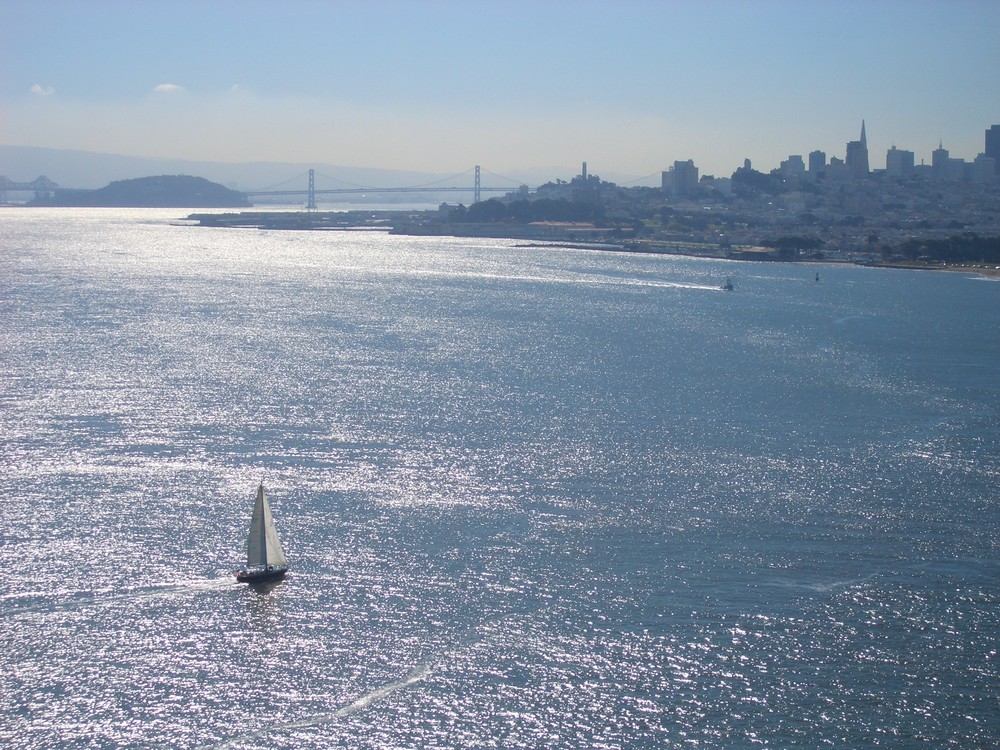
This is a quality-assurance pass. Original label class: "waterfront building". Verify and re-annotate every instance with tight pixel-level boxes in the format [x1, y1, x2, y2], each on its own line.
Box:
[885, 146, 915, 178]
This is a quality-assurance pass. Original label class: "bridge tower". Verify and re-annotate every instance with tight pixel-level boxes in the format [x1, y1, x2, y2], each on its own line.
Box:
[306, 169, 317, 210]
[474, 165, 481, 204]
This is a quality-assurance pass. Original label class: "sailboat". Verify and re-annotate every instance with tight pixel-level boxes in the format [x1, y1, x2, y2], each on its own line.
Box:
[235, 483, 289, 582]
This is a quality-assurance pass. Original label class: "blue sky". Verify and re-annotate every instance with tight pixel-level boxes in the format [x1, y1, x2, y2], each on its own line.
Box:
[2, 0, 998, 180]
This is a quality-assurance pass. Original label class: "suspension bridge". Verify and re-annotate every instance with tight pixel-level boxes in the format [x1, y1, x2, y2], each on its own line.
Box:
[246, 166, 530, 208]
[1, 166, 530, 206]
[0, 175, 61, 202]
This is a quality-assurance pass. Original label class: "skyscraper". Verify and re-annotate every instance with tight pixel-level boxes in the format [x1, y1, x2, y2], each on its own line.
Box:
[808, 150, 826, 174]
[845, 120, 870, 179]
[662, 160, 699, 196]
[885, 145, 914, 178]
[986, 125, 1000, 173]
[932, 140, 950, 180]
[780, 155, 805, 178]
[972, 153, 996, 183]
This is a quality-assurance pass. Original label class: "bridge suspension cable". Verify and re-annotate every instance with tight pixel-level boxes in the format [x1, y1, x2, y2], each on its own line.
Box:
[293, 166, 480, 192]
[393, 167, 476, 189]
[479, 167, 526, 185]
[249, 171, 312, 192]
[313, 171, 378, 189]
[620, 170, 665, 186]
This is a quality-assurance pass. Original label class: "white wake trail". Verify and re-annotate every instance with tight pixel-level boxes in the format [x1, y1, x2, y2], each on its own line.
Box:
[202, 664, 433, 749]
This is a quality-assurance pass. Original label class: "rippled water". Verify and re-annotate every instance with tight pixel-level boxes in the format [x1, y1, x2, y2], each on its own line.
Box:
[2, 208, 998, 748]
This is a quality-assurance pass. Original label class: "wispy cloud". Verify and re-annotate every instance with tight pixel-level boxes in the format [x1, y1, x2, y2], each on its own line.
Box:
[152, 83, 184, 93]
[31, 84, 55, 96]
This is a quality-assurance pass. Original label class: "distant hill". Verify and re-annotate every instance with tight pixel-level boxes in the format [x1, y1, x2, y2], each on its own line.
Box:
[29, 175, 251, 208]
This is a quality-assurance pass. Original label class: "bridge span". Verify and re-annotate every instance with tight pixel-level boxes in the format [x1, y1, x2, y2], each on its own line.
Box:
[1, 166, 531, 206]
[0, 175, 62, 202]
[245, 185, 521, 200]
[247, 166, 529, 208]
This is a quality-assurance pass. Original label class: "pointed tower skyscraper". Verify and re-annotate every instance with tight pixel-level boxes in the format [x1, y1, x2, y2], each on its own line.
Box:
[846, 120, 870, 178]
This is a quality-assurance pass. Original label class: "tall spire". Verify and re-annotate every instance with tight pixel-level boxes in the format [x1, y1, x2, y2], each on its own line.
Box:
[860, 120, 867, 147]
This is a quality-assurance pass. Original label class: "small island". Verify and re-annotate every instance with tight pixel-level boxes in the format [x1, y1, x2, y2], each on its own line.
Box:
[29, 175, 250, 208]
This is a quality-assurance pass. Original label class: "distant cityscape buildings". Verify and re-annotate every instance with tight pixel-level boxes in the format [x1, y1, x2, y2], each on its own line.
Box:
[662, 121, 998, 192]
[621, 120, 1000, 263]
[432, 116, 1000, 267]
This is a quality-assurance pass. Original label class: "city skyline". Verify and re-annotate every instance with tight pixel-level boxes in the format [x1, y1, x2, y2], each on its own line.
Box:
[2, 1, 999, 179]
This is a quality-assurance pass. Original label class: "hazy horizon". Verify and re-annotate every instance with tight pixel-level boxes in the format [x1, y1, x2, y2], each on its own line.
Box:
[3, 1, 999, 180]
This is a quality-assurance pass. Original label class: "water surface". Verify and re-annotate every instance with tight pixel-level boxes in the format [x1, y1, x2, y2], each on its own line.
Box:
[1, 208, 997, 748]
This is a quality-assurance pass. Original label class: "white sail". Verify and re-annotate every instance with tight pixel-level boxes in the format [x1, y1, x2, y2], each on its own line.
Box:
[246, 483, 288, 568]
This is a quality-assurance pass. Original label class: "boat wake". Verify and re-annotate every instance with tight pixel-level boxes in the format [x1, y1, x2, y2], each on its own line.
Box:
[363, 263, 727, 293]
[201, 664, 434, 749]
[200, 606, 542, 748]
[762, 573, 878, 594]
[334, 664, 433, 717]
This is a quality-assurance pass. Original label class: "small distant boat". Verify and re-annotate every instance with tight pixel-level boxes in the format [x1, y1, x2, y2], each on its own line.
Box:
[235, 483, 289, 583]
[721, 277, 734, 291]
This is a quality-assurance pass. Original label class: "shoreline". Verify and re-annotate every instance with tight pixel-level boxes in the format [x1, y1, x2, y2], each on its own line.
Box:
[183, 210, 1000, 279]
[509, 241, 1000, 278]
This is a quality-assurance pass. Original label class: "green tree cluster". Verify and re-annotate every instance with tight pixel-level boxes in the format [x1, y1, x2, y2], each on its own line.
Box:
[897, 233, 1000, 264]
[457, 198, 605, 225]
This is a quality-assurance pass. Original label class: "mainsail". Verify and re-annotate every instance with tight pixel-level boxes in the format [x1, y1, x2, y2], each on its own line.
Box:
[246, 483, 287, 568]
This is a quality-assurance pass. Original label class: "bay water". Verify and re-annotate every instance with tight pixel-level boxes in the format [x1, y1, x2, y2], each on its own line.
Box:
[1, 208, 997, 748]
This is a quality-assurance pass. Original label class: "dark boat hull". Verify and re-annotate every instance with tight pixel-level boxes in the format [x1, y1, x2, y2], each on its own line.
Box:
[235, 566, 288, 583]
